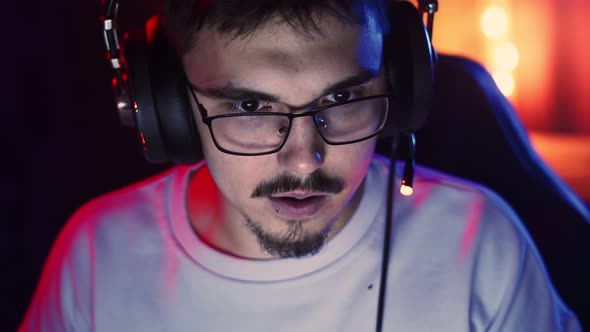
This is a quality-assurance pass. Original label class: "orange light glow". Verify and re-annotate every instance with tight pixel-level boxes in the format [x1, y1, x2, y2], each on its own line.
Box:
[430, 0, 590, 163]
[495, 42, 520, 70]
[482, 7, 509, 39]
[400, 185, 414, 196]
[140, 132, 147, 145]
[492, 69, 515, 97]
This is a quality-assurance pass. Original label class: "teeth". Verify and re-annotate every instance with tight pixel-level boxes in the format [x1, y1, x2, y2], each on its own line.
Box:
[279, 196, 313, 201]
[287, 197, 305, 201]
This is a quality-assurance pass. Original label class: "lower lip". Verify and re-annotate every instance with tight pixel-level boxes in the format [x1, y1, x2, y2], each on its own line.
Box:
[268, 196, 327, 219]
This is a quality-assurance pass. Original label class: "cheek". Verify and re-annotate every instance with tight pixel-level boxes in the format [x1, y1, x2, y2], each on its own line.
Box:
[195, 119, 216, 161]
[351, 141, 377, 184]
[345, 138, 377, 172]
[206, 157, 259, 214]
[327, 138, 377, 189]
[351, 138, 376, 191]
[194, 118, 277, 210]
[201, 143, 273, 207]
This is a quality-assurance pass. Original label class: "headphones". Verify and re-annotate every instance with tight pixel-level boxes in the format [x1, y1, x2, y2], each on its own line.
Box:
[102, 0, 435, 164]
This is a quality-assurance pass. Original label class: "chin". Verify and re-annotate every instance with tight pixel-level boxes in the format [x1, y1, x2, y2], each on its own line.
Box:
[244, 213, 337, 258]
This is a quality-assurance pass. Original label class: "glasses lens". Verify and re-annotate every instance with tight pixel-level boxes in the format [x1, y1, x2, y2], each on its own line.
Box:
[207, 96, 389, 155]
[315, 96, 388, 143]
[210, 114, 290, 154]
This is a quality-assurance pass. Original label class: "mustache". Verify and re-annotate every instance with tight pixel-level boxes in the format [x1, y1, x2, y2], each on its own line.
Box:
[251, 170, 344, 198]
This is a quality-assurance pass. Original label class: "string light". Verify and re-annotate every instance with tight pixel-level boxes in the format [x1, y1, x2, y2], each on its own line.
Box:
[495, 42, 520, 70]
[481, 6, 508, 39]
[482, 5, 518, 98]
[492, 69, 515, 96]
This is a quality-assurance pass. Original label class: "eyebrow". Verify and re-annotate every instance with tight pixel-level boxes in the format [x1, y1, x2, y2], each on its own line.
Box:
[188, 69, 379, 108]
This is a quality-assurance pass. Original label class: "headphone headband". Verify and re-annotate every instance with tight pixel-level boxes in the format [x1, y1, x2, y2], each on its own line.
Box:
[102, 0, 136, 127]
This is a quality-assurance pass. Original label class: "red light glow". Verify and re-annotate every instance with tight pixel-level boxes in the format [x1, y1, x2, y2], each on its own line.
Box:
[187, 165, 225, 243]
[457, 199, 484, 263]
[146, 16, 159, 42]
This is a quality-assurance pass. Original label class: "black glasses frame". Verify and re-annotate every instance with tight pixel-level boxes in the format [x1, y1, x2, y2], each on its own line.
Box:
[188, 86, 392, 156]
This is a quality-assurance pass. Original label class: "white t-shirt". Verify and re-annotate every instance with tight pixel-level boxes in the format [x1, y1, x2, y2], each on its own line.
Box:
[20, 156, 581, 331]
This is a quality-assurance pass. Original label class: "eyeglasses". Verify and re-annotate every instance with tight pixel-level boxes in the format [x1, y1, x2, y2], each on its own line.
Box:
[188, 86, 391, 156]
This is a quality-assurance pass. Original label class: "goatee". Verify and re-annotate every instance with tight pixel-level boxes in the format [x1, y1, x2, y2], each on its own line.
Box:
[244, 217, 331, 258]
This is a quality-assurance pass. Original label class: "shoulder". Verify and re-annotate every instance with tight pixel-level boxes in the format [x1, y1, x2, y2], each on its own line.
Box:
[20, 165, 201, 331]
[401, 162, 525, 246]
[55, 164, 199, 261]
[402, 164, 533, 280]
[69, 168, 176, 235]
[368, 156, 523, 241]
[374, 160, 581, 330]
[374, 156, 532, 284]
[402, 164, 579, 330]
[369, 156, 528, 275]
[409, 164, 526, 272]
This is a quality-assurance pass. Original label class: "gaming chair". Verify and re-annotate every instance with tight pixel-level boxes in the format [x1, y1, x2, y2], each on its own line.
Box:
[411, 53, 590, 329]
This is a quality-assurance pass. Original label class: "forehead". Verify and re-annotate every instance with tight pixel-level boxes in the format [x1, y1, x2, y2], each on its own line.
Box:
[182, 13, 383, 103]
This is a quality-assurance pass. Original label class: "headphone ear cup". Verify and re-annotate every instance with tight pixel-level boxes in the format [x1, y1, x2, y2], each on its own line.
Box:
[124, 27, 169, 163]
[381, 1, 434, 135]
[146, 21, 202, 164]
[124, 17, 202, 164]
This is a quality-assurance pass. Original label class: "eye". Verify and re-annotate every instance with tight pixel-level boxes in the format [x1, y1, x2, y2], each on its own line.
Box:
[325, 90, 352, 104]
[234, 100, 271, 112]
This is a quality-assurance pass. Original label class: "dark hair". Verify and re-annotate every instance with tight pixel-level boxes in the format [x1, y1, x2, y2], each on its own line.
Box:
[159, 0, 389, 55]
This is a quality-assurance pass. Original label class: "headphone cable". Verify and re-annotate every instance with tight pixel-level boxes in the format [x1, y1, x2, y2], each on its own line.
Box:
[375, 135, 399, 332]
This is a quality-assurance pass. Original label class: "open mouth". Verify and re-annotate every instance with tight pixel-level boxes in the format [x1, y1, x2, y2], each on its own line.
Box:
[268, 195, 328, 219]
[273, 195, 320, 204]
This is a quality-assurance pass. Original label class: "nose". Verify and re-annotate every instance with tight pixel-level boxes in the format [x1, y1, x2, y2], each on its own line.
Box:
[277, 115, 325, 176]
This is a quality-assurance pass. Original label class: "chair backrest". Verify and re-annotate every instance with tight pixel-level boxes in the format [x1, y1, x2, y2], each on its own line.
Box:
[406, 54, 590, 327]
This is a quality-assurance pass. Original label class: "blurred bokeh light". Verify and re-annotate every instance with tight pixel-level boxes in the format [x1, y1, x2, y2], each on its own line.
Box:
[410, 0, 590, 201]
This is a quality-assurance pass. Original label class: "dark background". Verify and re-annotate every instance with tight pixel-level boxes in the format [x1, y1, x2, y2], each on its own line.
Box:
[6, 0, 168, 330]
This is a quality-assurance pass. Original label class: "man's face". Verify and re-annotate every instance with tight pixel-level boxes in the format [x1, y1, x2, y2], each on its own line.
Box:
[183, 11, 386, 259]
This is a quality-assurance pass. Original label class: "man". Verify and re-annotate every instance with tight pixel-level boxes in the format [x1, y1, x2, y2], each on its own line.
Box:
[21, 0, 580, 331]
